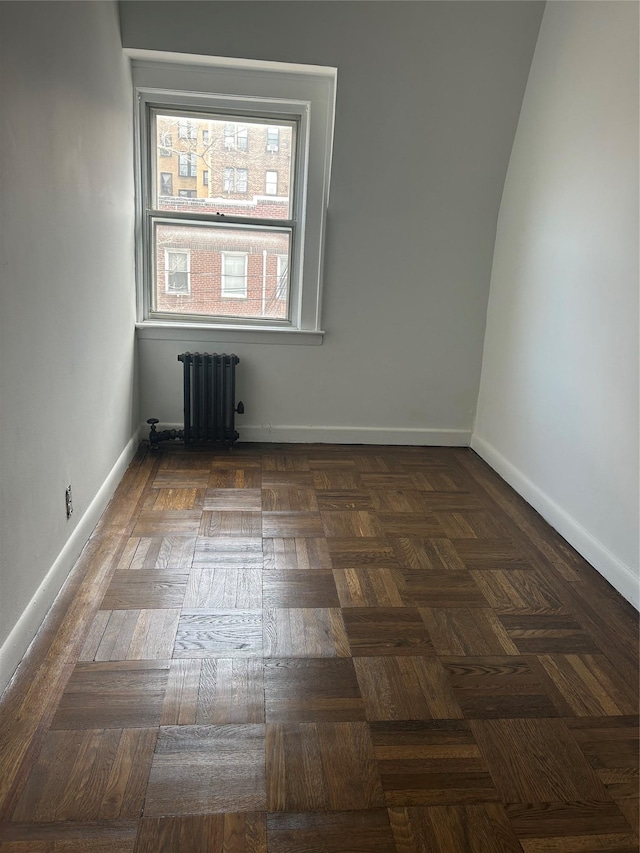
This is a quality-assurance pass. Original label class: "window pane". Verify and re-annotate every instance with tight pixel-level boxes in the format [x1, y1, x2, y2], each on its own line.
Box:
[266, 170, 278, 195]
[266, 127, 280, 151]
[222, 253, 248, 298]
[165, 249, 190, 294]
[155, 113, 294, 219]
[154, 222, 291, 321]
[236, 126, 248, 151]
[160, 173, 173, 195]
[276, 254, 289, 301]
[236, 168, 248, 193]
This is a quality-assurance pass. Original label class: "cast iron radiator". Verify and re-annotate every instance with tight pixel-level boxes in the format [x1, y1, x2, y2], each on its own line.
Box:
[147, 352, 244, 449]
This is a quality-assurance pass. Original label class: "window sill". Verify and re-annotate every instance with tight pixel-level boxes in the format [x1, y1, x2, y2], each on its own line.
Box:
[135, 321, 325, 346]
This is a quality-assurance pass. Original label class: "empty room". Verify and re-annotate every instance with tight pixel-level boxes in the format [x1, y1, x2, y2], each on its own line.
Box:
[0, 1, 638, 850]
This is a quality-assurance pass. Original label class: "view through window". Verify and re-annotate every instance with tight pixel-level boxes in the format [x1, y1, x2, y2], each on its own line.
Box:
[151, 112, 295, 322]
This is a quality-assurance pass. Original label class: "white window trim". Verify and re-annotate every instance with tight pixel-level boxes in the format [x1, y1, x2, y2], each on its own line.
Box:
[128, 49, 335, 345]
[221, 251, 248, 299]
[165, 248, 191, 294]
[265, 170, 278, 195]
[276, 253, 288, 300]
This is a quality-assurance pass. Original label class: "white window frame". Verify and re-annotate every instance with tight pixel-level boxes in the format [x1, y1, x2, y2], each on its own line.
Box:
[276, 253, 288, 300]
[130, 52, 336, 344]
[236, 125, 248, 151]
[159, 172, 173, 196]
[221, 252, 248, 299]
[265, 170, 278, 195]
[178, 152, 197, 177]
[178, 118, 197, 139]
[235, 167, 248, 194]
[165, 248, 191, 294]
[266, 126, 280, 152]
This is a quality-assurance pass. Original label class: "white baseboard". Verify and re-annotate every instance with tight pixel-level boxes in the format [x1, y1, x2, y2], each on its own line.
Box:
[0, 429, 143, 697]
[471, 432, 639, 610]
[143, 422, 472, 447]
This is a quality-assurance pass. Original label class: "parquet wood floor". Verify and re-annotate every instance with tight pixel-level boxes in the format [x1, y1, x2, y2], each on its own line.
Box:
[0, 444, 637, 852]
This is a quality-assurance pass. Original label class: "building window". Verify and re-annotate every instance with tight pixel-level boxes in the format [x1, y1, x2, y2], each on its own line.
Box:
[179, 153, 197, 177]
[223, 123, 248, 152]
[202, 129, 210, 144]
[178, 119, 197, 139]
[221, 252, 247, 298]
[237, 126, 248, 151]
[265, 170, 278, 195]
[236, 168, 248, 193]
[159, 172, 173, 196]
[133, 56, 335, 334]
[266, 127, 280, 152]
[159, 131, 172, 156]
[276, 254, 289, 300]
[165, 249, 190, 294]
[223, 167, 248, 193]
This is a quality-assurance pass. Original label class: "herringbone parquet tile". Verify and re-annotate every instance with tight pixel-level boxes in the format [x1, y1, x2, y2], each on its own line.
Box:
[0, 443, 637, 852]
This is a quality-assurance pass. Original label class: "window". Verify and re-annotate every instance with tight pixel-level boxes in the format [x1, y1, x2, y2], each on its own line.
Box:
[165, 249, 190, 293]
[179, 153, 197, 177]
[265, 170, 278, 195]
[236, 168, 248, 193]
[178, 119, 197, 139]
[266, 126, 280, 152]
[276, 254, 289, 300]
[131, 54, 335, 338]
[159, 172, 173, 195]
[223, 167, 248, 194]
[221, 253, 247, 298]
[159, 131, 172, 156]
[236, 126, 248, 151]
[223, 123, 248, 152]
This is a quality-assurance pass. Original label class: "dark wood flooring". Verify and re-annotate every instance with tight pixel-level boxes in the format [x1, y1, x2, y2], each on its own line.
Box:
[0, 444, 637, 851]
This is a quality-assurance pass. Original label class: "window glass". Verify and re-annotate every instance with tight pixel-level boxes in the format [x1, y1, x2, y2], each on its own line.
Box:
[154, 221, 291, 320]
[265, 170, 278, 195]
[165, 249, 190, 293]
[155, 114, 293, 218]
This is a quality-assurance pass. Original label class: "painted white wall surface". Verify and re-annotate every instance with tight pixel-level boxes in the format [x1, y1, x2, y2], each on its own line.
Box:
[120, 1, 544, 444]
[474, 2, 639, 606]
[0, 2, 138, 692]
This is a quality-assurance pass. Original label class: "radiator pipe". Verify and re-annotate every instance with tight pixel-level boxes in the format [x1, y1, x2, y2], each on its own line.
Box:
[147, 419, 184, 449]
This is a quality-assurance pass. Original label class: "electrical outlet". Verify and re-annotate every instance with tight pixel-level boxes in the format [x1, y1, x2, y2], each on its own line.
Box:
[65, 485, 73, 520]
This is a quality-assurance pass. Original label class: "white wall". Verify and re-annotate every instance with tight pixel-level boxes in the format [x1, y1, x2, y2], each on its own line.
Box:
[119, 1, 544, 444]
[474, 2, 639, 606]
[0, 1, 138, 692]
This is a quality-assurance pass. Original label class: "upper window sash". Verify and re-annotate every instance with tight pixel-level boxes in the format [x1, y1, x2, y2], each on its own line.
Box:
[149, 109, 296, 222]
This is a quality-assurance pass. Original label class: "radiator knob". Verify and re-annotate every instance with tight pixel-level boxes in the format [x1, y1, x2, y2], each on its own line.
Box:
[236, 402, 245, 414]
[147, 418, 159, 425]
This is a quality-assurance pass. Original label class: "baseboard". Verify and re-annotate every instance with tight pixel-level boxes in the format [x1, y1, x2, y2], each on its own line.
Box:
[471, 432, 639, 610]
[143, 422, 472, 447]
[0, 429, 143, 696]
